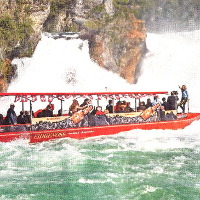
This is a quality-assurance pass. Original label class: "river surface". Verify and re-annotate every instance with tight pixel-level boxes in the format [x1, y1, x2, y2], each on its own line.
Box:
[0, 30, 200, 199]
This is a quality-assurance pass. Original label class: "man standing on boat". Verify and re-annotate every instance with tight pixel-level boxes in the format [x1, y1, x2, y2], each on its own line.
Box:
[178, 85, 189, 113]
[5, 103, 17, 125]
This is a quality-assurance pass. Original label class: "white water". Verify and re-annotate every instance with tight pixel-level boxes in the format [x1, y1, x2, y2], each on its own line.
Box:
[9, 34, 131, 92]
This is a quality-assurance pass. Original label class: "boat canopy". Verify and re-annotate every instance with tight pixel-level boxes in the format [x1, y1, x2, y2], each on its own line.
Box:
[0, 92, 168, 102]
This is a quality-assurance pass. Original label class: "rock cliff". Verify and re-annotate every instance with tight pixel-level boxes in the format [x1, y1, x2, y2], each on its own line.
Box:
[1, 0, 199, 91]
[86, 15, 146, 83]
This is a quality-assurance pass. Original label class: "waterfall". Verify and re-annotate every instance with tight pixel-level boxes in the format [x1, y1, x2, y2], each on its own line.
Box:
[8, 33, 131, 93]
[1, 30, 200, 114]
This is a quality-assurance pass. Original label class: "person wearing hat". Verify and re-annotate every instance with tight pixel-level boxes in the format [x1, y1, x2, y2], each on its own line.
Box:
[5, 103, 17, 125]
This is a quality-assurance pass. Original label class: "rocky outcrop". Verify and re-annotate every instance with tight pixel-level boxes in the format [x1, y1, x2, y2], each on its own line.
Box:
[87, 15, 146, 83]
[0, 0, 50, 90]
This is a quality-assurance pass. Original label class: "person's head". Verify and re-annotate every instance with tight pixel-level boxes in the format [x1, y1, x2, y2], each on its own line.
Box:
[108, 100, 112, 105]
[10, 103, 15, 109]
[83, 98, 90, 104]
[25, 111, 29, 115]
[73, 99, 79, 104]
[121, 101, 126, 105]
[147, 98, 151, 102]
[154, 96, 158, 101]
[182, 85, 187, 90]
[20, 111, 24, 115]
[96, 106, 102, 111]
[71, 99, 79, 108]
[58, 109, 62, 116]
[162, 97, 166, 102]
[116, 101, 121, 105]
[87, 99, 92, 104]
[46, 105, 51, 110]
[0, 114, 3, 119]
[104, 109, 109, 114]
[173, 91, 178, 95]
[161, 106, 165, 111]
[139, 101, 145, 106]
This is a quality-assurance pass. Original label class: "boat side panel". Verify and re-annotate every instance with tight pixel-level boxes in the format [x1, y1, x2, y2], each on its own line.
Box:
[30, 113, 200, 143]
[1, 113, 200, 143]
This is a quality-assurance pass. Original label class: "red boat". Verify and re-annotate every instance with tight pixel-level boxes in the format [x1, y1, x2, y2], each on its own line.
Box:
[0, 92, 200, 143]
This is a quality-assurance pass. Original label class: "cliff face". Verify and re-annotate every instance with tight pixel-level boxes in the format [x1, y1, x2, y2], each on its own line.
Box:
[0, 0, 51, 91]
[87, 16, 146, 83]
[0, 0, 147, 91]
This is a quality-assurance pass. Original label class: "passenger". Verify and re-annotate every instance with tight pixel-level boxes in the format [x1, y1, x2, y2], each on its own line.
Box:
[152, 96, 162, 121]
[162, 97, 169, 111]
[58, 109, 62, 116]
[0, 114, 4, 125]
[137, 101, 146, 112]
[167, 91, 178, 110]
[78, 98, 94, 126]
[24, 111, 31, 123]
[115, 101, 122, 113]
[152, 96, 161, 107]
[178, 85, 188, 113]
[49, 103, 54, 111]
[146, 98, 152, 108]
[17, 111, 26, 124]
[69, 99, 87, 116]
[80, 98, 91, 107]
[34, 109, 43, 118]
[125, 102, 134, 112]
[160, 106, 166, 121]
[95, 106, 105, 115]
[80, 98, 94, 113]
[104, 109, 109, 114]
[42, 105, 53, 117]
[119, 106, 126, 113]
[5, 103, 17, 125]
[106, 100, 113, 113]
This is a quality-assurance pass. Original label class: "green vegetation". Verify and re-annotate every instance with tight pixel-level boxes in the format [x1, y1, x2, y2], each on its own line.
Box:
[0, 1, 34, 84]
[0, 60, 4, 73]
[84, 20, 103, 30]
[88, 4, 105, 17]
[112, 0, 153, 19]
[0, 14, 33, 53]
[49, 0, 72, 16]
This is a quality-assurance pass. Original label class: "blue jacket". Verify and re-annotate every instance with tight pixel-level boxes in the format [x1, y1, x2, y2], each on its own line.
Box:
[182, 90, 188, 99]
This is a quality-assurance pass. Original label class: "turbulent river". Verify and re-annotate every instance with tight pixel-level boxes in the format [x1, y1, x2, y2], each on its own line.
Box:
[0, 30, 200, 200]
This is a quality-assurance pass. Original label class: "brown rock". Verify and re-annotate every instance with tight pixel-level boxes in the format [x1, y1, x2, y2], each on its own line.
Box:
[88, 15, 147, 83]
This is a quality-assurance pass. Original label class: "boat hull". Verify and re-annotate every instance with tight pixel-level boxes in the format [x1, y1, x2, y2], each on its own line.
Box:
[0, 113, 200, 143]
